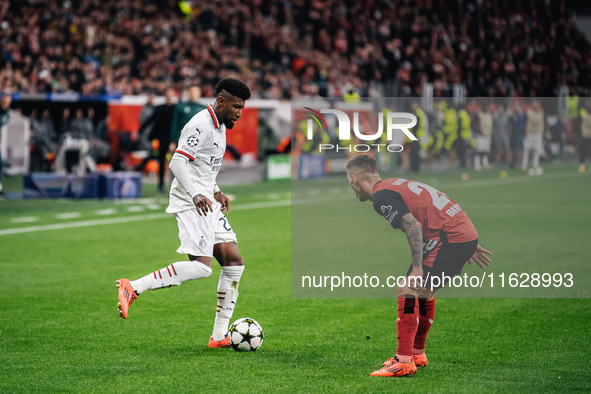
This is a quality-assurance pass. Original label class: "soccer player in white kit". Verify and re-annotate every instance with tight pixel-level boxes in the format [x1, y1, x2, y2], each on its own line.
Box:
[117, 78, 251, 348]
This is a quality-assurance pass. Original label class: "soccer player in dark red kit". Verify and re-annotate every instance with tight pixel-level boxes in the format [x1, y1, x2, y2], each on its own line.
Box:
[345, 153, 492, 377]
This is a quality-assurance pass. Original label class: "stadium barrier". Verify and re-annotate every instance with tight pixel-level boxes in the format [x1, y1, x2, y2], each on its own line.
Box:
[24, 172, 142, 199]
[9, 93, 291, 168]
[266, 154, 291, 181]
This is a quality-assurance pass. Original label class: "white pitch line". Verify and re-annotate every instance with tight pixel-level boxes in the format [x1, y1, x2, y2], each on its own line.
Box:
[126, 206, 145, 212]
[10, 216, 39, 223]
[0, 213, 168, 236]
[0, 200, 292, 236]
[55, 212, 81, 219]
[232, 200, 291, 211]
[291, 170, 586, 204]
[0, 170, 584, 237]
[442, 170, 584, 190]
[95, 208, 117, 215]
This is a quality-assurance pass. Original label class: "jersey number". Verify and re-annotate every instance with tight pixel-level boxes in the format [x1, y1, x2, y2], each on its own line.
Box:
[406, 181, 450, 211]
[219, 216, 232, 232]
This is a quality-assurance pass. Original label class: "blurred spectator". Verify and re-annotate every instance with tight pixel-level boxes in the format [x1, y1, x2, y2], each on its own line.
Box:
[137, 94, 156, 152]
[138, 88, 176, 193]
[89, 113, 111, 163]
[409, 100, 427, 172]
[547, 113, 566, 162]
[492, 103, 511, 164]
[456, 106, 472, 168]
[425, 100, 445, 165]
[60, 108, 72, 135]
[579, 101, 591, 172]
[509, 101, 526, 169]
[170, 85, 206, 151]
[301, 121, 331, 154]
[39, 109, 56, 140]
[474, 104, 492, 171]
[441, 102, 458, 161]
[70, 109, 93, 140]
[0, 94, 12, 195]
[29, 109, 57, 172]
[54, 107, 97, 177]
[522, 100, 545, 175]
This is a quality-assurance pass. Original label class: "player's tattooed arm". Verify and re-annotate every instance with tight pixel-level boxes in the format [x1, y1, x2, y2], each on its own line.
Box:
[399, 213, 423, 269]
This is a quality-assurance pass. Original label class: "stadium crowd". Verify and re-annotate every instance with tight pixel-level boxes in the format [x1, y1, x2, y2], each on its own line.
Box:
[1, 0, 591, 188]
[0, 0, 590, 98]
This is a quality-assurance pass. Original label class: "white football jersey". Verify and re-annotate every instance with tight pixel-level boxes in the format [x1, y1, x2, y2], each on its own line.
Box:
[166, 104, 226, 213]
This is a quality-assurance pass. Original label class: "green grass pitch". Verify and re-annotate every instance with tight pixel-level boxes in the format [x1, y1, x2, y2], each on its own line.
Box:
[1, 163, 590, 392]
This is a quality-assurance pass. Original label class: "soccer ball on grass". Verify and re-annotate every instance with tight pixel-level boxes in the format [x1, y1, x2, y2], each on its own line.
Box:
[229, 317, 264, 351]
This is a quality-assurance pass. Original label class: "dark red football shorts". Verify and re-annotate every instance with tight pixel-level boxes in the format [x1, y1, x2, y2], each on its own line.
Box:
[406, 231, 478, 291]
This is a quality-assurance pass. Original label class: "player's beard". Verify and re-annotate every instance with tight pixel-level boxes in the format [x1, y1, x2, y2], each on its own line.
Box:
[354, 188, 368, 202]
[224, 118, 237, 129]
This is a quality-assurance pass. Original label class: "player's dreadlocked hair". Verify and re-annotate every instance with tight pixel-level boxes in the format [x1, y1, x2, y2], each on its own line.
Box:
[346, 153, 379, 175]
[215, 77, 251, 100]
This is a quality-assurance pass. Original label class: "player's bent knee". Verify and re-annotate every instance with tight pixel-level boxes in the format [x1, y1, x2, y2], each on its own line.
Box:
[190, 261, 212, 278]
[224, 257, 244, 266]
[224, 252, 244, 266]
[397, 285, 413, 298]
[188, 255, 213, 267]
[397, 283, 423, 298]
[417, 288, 435, 299]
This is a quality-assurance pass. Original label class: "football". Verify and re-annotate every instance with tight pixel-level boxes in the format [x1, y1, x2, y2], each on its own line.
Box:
[229, 318, 264, 352]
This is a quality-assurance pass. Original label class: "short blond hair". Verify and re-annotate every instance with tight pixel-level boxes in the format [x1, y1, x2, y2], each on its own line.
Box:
[346, 154, 379, 175]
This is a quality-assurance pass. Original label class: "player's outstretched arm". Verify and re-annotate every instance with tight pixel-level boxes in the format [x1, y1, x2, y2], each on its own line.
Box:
[468, 244, 493, 268]
[399, 213, 423, 289]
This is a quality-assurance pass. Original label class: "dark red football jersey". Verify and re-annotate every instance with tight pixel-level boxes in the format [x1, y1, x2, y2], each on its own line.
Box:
[372, 178, 478, 243]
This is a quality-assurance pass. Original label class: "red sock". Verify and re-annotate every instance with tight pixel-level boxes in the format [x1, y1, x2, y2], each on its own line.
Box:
[413, 298, 436, 352]
[396, 296, 419, 357]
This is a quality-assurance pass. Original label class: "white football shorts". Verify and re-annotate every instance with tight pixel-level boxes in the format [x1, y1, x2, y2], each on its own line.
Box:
[174, 201, 237, 257]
